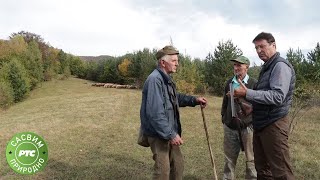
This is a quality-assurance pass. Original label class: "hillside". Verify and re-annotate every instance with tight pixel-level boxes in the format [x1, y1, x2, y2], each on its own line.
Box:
[0, 78, 319, 179]
[78, 55, 113, 62]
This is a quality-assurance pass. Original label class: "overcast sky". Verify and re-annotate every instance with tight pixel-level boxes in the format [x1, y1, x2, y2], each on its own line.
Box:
[1, 0, 319, 65]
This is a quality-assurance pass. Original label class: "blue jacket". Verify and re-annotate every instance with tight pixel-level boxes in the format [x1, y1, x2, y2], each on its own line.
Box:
[140, 68, 198, 140]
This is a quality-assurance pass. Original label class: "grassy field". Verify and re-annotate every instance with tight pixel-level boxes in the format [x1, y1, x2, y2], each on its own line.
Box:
[0, 77, 319, 179]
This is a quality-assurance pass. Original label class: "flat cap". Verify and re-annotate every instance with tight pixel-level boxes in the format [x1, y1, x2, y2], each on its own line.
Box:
[230, 56, 250, 66]
[156, 45, 179, 60]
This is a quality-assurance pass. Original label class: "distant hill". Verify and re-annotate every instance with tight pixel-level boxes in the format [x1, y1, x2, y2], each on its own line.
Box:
[78, 55, 113, 61]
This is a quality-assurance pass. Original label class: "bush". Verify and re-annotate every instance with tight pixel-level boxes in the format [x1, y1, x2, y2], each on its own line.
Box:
[289, 85, 320, 133]
[0, 80, 14, 108]
[194, 83, 208, 94]
[0, 59, 31, 102]
[176, 80, 196, 94]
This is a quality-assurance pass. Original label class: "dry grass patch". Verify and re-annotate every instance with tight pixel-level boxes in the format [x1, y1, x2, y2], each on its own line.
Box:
[0, 77, 319, 179]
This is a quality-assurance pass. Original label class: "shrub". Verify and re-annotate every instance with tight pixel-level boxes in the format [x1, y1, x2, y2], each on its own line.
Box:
[0, 59, 31, 102]
[176, 80, 196, 94]
[0, 80, 14, 108]
[289, 85, 320, 133]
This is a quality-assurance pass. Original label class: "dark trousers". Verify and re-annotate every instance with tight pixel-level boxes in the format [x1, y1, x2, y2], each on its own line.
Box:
[253, 116, 295, 180]
[147, 136, 184, 180]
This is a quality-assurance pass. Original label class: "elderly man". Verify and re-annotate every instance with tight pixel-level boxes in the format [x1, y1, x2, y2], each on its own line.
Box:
[140, 45, 207, 180]
[221, 56, 257, 180]
[234, 32, 296, 180]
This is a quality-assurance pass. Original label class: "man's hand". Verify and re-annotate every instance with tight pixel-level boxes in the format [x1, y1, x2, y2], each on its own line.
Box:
[196, 97, 207, 108]
[234, 78, 248, 97]
[170, 134, 183, 146]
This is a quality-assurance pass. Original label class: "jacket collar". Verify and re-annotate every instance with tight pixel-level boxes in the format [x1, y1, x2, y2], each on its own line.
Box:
[157, 67, 174, 85]
[262, 52, 280, 72]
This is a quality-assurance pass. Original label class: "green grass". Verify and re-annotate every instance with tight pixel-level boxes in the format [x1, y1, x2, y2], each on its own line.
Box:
[0, 77, 319, 179]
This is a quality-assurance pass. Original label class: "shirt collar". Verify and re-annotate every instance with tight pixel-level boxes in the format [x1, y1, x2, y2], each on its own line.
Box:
[232, 74, 249, 84]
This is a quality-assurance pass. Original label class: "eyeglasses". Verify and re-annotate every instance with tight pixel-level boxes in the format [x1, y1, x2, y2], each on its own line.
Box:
[255, 42, 274, 50]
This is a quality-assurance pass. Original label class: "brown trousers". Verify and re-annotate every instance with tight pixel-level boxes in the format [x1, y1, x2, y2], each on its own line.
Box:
[253, 116, 295, 180]
[147, 136, 184, 180]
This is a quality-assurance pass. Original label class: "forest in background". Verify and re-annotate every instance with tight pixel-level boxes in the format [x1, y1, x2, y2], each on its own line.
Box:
[1, 31, 319, 110]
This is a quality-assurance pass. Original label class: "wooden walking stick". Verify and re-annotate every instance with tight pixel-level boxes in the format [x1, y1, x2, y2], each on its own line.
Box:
[200, 105, 218, 180]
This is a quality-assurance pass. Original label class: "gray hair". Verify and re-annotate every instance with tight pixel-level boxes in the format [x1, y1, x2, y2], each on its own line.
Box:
[158, 54, 172, 64]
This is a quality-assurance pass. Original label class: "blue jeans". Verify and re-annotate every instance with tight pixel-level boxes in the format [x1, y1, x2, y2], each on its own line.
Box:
[223, 125, 257, 180]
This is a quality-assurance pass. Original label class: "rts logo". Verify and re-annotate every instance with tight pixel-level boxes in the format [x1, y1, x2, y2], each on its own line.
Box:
[19, 150, 36, 157]
[6, 132, 48, 174]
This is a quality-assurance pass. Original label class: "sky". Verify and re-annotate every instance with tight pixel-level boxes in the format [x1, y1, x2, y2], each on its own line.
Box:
[1, 0, 319, 65]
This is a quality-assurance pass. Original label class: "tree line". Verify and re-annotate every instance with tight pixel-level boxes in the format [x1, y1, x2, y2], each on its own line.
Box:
[0, 31, 83, 108]
[1, 31, 319, 109]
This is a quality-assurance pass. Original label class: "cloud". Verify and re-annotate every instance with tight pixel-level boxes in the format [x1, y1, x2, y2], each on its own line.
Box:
[1, 0, 164, 56]
[0, 0, 319, 65]
[118, 0, 320, 63]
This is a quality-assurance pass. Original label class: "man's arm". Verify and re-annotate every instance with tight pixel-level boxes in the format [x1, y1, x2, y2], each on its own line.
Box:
[177, 93, 197, 107]
[246, 62, 291, 105]
[146, 78, 176, 140]
[235, 62, 292, 106]
[177, 94, 207, 108]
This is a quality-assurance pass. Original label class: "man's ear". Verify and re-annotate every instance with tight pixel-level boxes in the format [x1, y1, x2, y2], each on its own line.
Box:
[160, 59, 165, 67]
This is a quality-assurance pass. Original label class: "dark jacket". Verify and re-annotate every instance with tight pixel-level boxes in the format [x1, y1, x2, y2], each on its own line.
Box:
[221, 76, 257, 130]
[251, 53, 296, 130]
[140, 68, 198, 140]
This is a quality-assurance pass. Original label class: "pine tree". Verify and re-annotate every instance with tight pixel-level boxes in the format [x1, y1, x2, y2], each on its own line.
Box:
[204, 40, 243, 96]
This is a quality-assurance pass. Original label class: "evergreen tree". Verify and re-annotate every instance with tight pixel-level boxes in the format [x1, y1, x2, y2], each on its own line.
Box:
[0, 80, 14, 108]
[58, 50, 71, 78]
[287, 48, 306, 86]
[69, 55, 87, 78]
[204, 40, 243, 96]
[0, 59, 30, 102]
[307, 43, 320, 81]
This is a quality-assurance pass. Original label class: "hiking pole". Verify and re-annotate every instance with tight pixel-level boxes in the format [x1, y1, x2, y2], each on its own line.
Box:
[200, 105, 218, 180]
